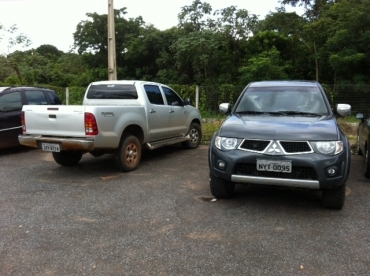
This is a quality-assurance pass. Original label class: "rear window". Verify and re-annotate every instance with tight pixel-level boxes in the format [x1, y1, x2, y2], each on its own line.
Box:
[25, 90, 48, 105]
[46, 90, 62, 104]
[86, 84, 138, 99]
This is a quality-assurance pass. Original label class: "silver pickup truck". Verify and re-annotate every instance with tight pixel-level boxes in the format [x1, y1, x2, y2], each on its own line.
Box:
[18, 80, 202, 172]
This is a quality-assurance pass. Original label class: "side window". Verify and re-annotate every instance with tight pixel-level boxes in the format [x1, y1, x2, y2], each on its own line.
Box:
[144, 85, 164, 105]
[0, 92, 22, 112]
[46, 91, 62, 104]
[25, 90, 48, 105]
[162, 87, 182, 106]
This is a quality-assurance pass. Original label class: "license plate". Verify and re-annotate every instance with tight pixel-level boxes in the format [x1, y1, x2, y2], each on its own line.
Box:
[256, 160, 292, 173]
[41, 143, 60, 152]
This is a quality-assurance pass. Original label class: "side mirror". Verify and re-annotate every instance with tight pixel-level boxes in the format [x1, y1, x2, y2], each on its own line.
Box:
[336, 104, 351, 117]
[356, 113, 364, 120]
[183, 98, 191, 106]
[219, 103, 231, 114]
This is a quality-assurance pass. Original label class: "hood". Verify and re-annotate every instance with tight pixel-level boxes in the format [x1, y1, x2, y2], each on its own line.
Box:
[219, 115, 339, 141]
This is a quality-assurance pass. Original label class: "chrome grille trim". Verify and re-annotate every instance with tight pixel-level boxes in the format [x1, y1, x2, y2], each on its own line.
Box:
[239, 139, 314, 155]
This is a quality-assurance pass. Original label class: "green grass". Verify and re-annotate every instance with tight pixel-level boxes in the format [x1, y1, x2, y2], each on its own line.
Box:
[201, 119, 224, 144]
[337, 115, 360, 123]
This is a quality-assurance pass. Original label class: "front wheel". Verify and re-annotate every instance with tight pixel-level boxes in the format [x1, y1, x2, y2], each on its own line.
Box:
[114, 134, 141, 172]
[209, 172, 235, 198]
[321, 184, 346, 210]
[52, 151, 82, 166]
[182, 123, 202, 149]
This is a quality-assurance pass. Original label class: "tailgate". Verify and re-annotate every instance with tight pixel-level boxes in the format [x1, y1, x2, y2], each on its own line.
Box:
[23, 105, 86, 137]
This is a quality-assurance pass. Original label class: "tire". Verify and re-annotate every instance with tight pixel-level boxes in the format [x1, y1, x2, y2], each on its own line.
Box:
[365, 145, 370, 178]
[182, 123, 202, 149]
[209, 172, 235, 198]
[52, 151, 82, 166]
[114, 134, 141, 172]
[321, 184, 346, 210]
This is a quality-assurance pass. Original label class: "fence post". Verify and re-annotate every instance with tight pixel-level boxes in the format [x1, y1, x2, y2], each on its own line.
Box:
[195, 85, 199, 109]
[66, 87, 69, 105]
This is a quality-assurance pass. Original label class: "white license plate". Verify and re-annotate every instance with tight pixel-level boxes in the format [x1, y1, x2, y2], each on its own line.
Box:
[41, 143, 60, 152]
[256, 160, 292, 173]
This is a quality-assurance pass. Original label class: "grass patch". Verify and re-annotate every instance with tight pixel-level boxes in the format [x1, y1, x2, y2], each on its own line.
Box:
[337, 115, 360, 123]
[201, 119, 224, 144]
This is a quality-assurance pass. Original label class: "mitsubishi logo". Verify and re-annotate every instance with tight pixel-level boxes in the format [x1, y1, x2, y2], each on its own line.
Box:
[268, 143, 281, 153]
[266, 142, 283, 155]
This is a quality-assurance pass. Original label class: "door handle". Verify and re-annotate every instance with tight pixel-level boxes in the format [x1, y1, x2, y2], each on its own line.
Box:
[150, 109, 156, 114]
[169, 109, 174, 113]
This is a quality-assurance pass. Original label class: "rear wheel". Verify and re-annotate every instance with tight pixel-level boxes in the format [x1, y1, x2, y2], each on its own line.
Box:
[52, 151, 82, 166]
[321, 184, 346, 210]
[182, 123, 202, 149]
[209, 172, 235, 198]
[114, 134, 141, 172]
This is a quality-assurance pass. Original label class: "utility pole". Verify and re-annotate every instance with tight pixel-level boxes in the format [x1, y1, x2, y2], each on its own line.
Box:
[107, 0, 117, 80]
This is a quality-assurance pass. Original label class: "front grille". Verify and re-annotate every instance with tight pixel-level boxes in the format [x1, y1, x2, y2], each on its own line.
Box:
[235, 163, 317, 180]
[239, 139, 312, 154]
[239, 140, 270, 152]
[280, 141, 311, 153]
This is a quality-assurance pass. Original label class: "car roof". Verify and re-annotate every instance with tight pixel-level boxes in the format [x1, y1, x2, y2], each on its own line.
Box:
[248, 80, 319, 88]
[90, 80, 162, 86]
[0, 86, 54, 94]
[0, 87, 11, 92]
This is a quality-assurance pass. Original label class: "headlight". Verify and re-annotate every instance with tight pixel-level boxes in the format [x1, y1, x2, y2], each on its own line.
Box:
[312, 141, 343, 155]
[215, 136, 238, 150]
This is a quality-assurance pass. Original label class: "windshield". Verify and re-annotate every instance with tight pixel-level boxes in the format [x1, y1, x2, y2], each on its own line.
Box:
[234, 86, 329, 115]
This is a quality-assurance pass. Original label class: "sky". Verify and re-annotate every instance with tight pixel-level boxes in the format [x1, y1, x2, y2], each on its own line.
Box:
[0, 0, 302, 53]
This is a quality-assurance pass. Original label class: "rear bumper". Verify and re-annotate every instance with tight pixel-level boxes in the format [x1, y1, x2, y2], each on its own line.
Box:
[18, 134, 95, 151]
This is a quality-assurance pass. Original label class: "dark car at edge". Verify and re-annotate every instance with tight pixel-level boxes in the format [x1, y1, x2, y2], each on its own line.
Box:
[0, 86, 62, 149]
[208, 81, 352, 209]
[355, 111, 370, 177]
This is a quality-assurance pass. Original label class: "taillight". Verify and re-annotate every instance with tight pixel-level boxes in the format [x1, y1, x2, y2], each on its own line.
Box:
[85, 112, 98, 135]
[21, 111, 26, 133]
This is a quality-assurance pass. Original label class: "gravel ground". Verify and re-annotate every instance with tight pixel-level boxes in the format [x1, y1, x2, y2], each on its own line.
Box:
[1, 145, 370, 276]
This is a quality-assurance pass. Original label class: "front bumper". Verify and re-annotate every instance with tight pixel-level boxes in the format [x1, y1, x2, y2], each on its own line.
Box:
[18, 134, 95, 152]
[209, 144, 351, 190]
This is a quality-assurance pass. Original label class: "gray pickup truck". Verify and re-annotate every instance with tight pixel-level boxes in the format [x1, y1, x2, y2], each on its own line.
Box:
[18, 80, 202, 172]
[209, 81, 351, 209]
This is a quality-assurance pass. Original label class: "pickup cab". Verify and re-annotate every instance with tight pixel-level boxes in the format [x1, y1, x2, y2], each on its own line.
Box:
[18, 80, 202, 171]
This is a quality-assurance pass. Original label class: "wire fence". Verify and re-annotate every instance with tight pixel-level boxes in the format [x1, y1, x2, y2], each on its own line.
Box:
[55, 83, 370, 117]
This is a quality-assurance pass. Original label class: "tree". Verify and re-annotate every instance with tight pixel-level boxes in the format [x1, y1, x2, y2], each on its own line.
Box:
[73, 8, 145, 80]
[279, 0, 335, 81]
[177, 0, 213, 32]
[318, 0, 370, 92]
[0, 24, 32, 84]
[171, 30, 229, 84]
[239, 47, 288, 83]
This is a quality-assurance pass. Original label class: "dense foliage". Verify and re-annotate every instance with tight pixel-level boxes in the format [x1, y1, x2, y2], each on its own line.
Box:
[0, 0, 369, 112]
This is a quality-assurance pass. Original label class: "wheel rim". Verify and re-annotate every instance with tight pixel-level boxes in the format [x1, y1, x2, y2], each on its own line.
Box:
[189, 128, 199, 144]
[125, 143, 138, 164]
